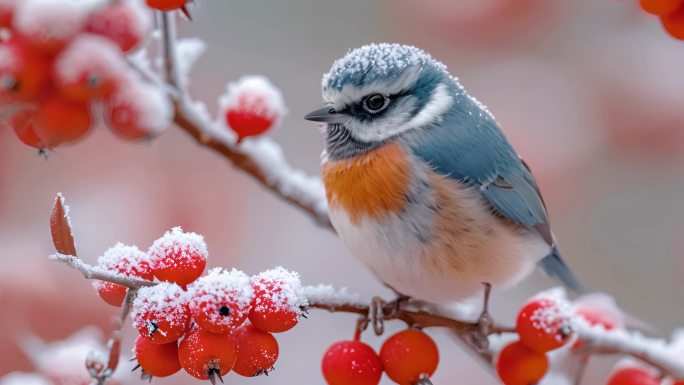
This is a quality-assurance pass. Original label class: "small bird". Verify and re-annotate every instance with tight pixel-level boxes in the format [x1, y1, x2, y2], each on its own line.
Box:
[305, 43, 583, 305]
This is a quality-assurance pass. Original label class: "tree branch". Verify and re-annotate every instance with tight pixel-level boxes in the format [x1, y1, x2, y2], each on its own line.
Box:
[157, 12, 332, 230]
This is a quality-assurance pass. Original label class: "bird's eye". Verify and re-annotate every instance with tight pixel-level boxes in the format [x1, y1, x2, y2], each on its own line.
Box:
[362, 94, 389, 113]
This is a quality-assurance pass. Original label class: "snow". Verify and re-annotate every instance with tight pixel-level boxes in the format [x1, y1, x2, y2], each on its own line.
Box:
[188, 268, 254, 326]
[131, 282, 190, 330]
[148, 226, 207, 264]
[0, 373, 51, 385]
[252, 267, 307, 312]
[175, 37, 207, 88]
[177, 98, 329, 224]
[14, 0, 105, 44]
[301, 284, 361, 306]
[573, 292, 624, 329]
[529, 299, 572, 342]
[322, 43, 447, 91]
[108, 80, 173, 135]
[219, 75, 288, 126]
[92, 243, 149, 290]
[56, 192, 73, 230]
[54, 34, 128, 84]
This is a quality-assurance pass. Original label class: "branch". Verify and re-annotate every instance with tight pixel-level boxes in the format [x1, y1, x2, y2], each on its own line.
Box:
[576, 323, 684, 379]
[158, 12, 332, 230]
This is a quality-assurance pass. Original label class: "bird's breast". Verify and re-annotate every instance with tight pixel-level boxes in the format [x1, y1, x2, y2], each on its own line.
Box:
[322, 143, 413, 224]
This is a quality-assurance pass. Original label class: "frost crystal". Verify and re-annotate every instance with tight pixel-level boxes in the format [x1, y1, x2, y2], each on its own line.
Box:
[322, 43, 448, 91]
[252, 266, 307, 312]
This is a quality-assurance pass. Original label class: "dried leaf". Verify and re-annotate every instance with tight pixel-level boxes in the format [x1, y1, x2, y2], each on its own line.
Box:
[50, 194, 76, 256]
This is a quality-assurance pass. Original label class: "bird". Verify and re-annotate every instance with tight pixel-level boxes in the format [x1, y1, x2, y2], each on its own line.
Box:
[305, 43, 583, 305]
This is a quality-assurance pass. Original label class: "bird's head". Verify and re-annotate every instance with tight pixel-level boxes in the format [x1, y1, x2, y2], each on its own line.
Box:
[305, 43, 456, 160]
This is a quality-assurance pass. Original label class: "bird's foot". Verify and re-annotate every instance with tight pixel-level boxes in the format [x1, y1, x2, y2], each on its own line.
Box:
[466, 282, 493, 352]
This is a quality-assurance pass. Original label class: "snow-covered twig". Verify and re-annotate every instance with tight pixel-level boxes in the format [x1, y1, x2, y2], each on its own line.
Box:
[576, 323, 684, 379]
[49, 253, 155, 289]
[156, 12, 332, 229]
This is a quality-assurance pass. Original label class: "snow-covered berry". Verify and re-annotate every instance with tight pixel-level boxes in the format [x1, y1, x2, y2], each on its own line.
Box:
[93, 243, 153, 307]
[249, 267, 305, 333]
[188, 268, 254, 334]
[106, 81, 172, 141]
[516, 297, 573, 353]
[147, 227, 207, 286]
[86, 0, 152, 53]
[131, 282, 191, 344]
[221, 75, 287, 143]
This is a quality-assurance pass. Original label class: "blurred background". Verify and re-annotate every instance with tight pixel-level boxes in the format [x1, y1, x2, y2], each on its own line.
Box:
[1, 0, 684, 383]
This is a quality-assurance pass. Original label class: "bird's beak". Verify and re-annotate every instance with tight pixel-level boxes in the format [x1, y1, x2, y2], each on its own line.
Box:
[304, 106, 348, 124]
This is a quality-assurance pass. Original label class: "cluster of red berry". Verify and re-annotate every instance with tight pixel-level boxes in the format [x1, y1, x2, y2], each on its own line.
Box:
[641, 0, 684, 39]
[0, 0, 171, 151]
[321, 328, 439, 385]
[92, 227, 305, 382]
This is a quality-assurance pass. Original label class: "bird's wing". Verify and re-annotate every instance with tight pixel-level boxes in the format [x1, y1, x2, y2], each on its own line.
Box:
[408, 97, 583, 292]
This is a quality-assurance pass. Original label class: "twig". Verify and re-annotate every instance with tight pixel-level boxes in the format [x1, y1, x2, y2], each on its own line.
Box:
[157, 12, 332, 230]
[576, 323, 684, 379]
[49, 253, 155, 289]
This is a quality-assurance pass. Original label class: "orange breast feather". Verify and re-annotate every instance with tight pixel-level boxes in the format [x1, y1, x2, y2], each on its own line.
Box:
[322, 143, 412, 224]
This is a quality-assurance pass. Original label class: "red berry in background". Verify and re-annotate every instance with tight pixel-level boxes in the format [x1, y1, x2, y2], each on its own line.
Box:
[516, 297, 573, 353]
[606, 366, 660, 385]
[178, 324, 238, 381]
[131, 282, 190, 344]
[86, 0, 152, 53]
[34, 94, 92, 148]
[133, 336, 181, 378]
[495, 341, 549, 385]
[661, 6, 684, 40]
[92, 243, 153, 307]
[0, 0, 16, 28]
[249, 267, 305, 333]
[13, 0, 92, 54]
[146, 0, 187, 11]
[641, 0, 684, 16]
[54, 35, 127, 102]
[189, 268, 253, 334]
[0, 38, 51, 101]
[8, 109, 46, 150]
[148, 227, 207, 286]
[232, 323, 279, 377]
[379, 329, 439, 385]
[222, 75, 287, 143]
[321, 340, 382, 385]
[106, 81, 172, 141]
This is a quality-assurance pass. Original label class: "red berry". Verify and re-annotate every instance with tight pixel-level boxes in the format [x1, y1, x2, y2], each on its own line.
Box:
[131, 282, 190, 344]
[34, 94, 92, 148]
[662, 6, 684, 40]
[516, 298, 573, 353]
[13, 0, 91, 53]
[379, 329, 439, 385]
[105, 81, 172, 141]
[93, 243, 153, 307]
[8, 108, 46, 150]
[495, 341, 549, 385]
[232, 323, 279, 377]
[148, 227, 207, 286]
[606, 366, 660, 385]
[0, 0, 16, 28]
[146, 0, 187, 11]
[189, 268, 253, 334]
[178, 324, 238, 381]
[133, 335, 181, 378]
[321, 340, 382, 385]
[53, 35, 127, 102]
[222, 75, 286, 142]
[0, 38, 51, 101]
[641, 0, 684, 15]
[249, 267, 304, 333]
[86, 0, 151, 53]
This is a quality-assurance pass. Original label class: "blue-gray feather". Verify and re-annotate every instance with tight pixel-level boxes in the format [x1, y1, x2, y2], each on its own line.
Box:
[407, 79, 583, 292]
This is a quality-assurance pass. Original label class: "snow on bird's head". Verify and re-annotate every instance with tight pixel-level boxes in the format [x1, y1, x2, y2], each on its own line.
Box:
[322, 43, 448, 94]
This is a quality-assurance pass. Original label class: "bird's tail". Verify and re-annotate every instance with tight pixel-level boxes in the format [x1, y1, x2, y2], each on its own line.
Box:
[538, 247, 587, 294]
